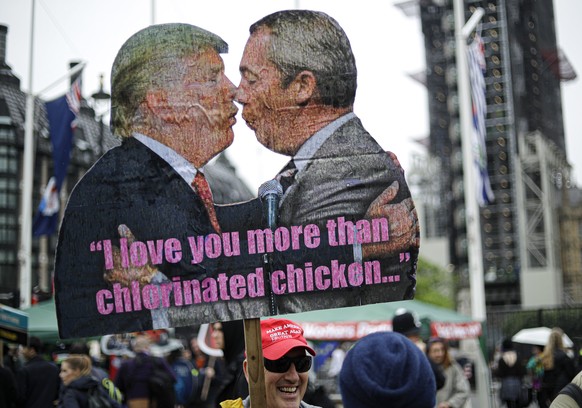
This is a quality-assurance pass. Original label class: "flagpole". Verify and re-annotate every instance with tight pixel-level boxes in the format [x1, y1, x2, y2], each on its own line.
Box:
[454, 3, 492, 407]
[18, 0, 36, 309]
[454, 0, 486, 323]
[18, 0, 86, 309]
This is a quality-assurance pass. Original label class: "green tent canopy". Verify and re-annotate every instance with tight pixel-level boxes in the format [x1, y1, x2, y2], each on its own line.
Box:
[22, 299, 481, 343]
[21, 300, 59, 343]
[281, 299, 481, 341]
[21, 299, 97, 344]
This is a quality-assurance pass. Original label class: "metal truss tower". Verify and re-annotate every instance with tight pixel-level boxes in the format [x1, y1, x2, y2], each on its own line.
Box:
[403, 0, 575, 309]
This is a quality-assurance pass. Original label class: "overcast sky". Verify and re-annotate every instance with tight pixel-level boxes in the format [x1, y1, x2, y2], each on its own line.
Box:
[1, 0, 580, 192]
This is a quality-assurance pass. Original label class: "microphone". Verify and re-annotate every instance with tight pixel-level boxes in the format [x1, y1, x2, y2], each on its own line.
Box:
[258, 179, 283, 316]
[259, 179, 283, 230]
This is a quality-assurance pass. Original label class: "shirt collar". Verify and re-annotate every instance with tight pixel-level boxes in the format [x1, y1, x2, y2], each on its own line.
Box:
[133, 132, 199, 185]
[293, 112, 356, 172]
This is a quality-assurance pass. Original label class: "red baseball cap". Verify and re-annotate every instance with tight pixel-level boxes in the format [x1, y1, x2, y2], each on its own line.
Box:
[261, 318, 315, 360]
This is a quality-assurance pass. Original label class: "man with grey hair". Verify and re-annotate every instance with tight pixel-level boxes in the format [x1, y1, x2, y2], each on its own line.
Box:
[237, 10, 419, 313]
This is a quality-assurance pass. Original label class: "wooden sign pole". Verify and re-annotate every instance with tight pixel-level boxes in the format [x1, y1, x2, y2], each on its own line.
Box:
[243, 318, 267, 408]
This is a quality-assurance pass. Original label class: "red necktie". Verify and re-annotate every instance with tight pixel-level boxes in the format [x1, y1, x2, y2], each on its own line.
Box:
[191, 172, 221, 234]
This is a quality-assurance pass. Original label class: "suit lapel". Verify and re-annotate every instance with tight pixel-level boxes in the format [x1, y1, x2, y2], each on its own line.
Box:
[281, 117, 362, 202]
[125, 137, 213, 234]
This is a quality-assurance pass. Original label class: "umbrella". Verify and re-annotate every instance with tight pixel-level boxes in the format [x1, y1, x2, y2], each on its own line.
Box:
[512, 327, 573, 348]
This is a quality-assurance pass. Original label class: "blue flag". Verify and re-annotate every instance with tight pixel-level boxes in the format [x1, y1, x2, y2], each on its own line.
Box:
[33, 79, 81, 236]
[467, 34, 494, 207]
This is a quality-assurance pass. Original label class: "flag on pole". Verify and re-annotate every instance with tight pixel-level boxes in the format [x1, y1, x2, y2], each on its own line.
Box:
[467, 34, 494, 207]
[32, 77, 82, 236]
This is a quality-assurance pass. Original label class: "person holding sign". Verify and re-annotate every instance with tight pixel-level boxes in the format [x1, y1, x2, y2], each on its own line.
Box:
[220, 318, 319, 408]
[237, 10, 419, 313]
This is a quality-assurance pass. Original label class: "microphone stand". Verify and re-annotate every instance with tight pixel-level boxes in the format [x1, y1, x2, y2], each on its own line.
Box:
[258, 180, 283, 316]
[243, 179, 283, 408]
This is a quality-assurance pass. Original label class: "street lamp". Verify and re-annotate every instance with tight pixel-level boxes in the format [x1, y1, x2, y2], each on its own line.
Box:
[90, 74, 110, 157]
[91, 74, 110, 102]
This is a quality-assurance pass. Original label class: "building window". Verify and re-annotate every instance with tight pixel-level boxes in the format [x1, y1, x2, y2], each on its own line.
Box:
[0, 145, 18, 174]
[0, 128, 15, 143]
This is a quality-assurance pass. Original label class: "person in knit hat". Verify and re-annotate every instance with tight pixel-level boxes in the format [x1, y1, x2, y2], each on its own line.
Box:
[339, 331, 436, 408]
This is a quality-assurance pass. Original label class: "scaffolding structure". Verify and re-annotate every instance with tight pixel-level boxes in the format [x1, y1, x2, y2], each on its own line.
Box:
[402, 0, 577, 309]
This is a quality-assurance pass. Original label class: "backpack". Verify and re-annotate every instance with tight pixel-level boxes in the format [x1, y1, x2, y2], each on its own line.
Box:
[171, 359, 196, 405]
[558, 382, 582, 406]
[100, 378, 123, 408]
[145, 356, 177, 408]
[87, 384, 113, 408]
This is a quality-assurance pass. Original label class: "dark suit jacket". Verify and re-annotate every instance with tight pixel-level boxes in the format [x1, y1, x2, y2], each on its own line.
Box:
[16, 356, 60, 408]
[55, 138, 268, 338]
[276, 116, 418, 313]
[0, 366, 17, 408]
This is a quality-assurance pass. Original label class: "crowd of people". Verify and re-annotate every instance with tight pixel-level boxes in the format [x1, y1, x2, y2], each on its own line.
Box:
[0, 312, 468, 408]
[490, 327, 581, 408]
[2, 319, 582, 407]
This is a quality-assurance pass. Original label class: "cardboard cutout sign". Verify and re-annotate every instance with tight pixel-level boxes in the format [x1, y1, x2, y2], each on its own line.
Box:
[54, 17, 419, 339]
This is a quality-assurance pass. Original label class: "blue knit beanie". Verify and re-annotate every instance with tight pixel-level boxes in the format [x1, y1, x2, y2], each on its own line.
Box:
[339, 331, 436, 408]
